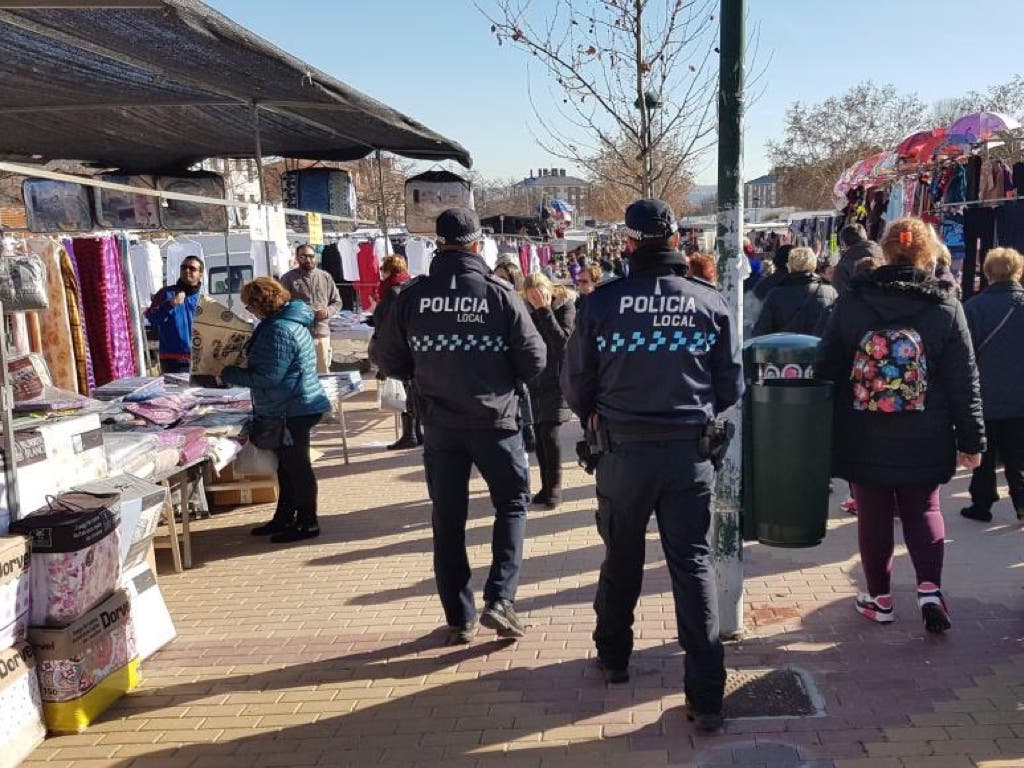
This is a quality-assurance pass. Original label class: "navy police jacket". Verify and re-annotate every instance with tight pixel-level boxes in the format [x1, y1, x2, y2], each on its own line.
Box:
[374, 251, 547, 431]
[561, 245, 744, 428]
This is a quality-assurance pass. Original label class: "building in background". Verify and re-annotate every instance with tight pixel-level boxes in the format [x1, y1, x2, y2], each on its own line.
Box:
[514, 168, 591, 222]
[744, 172, 778, 211]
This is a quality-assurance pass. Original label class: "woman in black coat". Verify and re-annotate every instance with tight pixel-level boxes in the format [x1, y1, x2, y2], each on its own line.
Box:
[753, 246, 837, 337]
[522, 273, 576, 508]
[817, 217, 985, 635]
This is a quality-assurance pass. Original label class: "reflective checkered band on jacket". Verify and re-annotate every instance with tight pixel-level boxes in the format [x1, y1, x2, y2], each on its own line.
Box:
[595, 330, 717, 354]
[409, 333, 509, 352]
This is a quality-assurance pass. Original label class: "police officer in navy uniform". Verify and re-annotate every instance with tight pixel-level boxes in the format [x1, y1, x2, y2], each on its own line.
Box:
[561, 199, 743, 732]
[375, 208, 547, 646]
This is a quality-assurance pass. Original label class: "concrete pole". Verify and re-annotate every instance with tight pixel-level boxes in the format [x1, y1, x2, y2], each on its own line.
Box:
[713, 0, 745, 639]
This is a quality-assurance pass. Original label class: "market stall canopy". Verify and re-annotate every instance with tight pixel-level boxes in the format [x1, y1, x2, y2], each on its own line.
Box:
[949, 111, 1021, 143]
[0, 0, 472, 170]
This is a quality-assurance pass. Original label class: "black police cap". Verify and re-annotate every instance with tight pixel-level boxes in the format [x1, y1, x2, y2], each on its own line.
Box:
[623, 199, 678, 240]
[435, 207, 482, 245]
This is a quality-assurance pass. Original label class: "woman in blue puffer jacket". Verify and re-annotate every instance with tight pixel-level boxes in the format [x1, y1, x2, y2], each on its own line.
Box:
[222, 277, 330, 543]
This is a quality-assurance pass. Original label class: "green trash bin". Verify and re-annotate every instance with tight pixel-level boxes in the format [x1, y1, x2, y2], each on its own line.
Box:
[750, 378, 834, 547]
[741, 334, 832, 547]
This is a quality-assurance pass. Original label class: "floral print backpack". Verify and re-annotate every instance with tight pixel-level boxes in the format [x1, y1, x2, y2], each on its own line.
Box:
[850, 325, 928, 412]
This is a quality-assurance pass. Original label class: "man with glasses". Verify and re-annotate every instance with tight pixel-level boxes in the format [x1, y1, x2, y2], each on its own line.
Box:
[281, 244, 343, 373]
[145, 255, 204, 374]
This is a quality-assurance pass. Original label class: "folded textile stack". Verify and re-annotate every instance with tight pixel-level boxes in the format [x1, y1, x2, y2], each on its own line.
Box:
[320, 370, 364, 399]
[156, 427, 208, 466]
[123, 393, 199, 427]
[92, 377, 165, 402]
[102, 433, 160, 480]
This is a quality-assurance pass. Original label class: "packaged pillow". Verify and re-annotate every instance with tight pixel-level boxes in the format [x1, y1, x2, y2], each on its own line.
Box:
[0, 535, 31, 647]
[29, 590, 139, 733]
[0, 644, 46, 768]
[11, 491, 121, 627]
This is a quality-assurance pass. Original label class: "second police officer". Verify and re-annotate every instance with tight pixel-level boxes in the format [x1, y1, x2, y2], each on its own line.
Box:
[561, 199, 744, 733]
[375, 208, 547, 646]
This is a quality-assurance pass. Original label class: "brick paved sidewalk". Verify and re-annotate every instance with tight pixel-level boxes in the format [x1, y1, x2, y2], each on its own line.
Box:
[22, 388, 1024, 768]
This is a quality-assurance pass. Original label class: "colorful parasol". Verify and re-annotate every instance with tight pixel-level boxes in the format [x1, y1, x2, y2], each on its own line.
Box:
[896, 128, 948, 162]
[948, 111, 1021, 142]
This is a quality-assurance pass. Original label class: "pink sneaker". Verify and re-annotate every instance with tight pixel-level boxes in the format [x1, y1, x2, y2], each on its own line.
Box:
[855, 593, 894, 623]
[840, 497, 858, 515]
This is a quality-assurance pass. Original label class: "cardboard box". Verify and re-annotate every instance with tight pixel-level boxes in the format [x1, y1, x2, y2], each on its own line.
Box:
[210, 481, 278, 507]
[122, 563, 174, 661]
[0, 413, 109, 534]
[0, 643, 46, 768]
[73, 475, 170, 572]
[0, 535, 31, 647]
[29, 589, 140, 734]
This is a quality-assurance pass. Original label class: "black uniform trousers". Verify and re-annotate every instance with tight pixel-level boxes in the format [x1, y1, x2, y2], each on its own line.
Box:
[969, 417, 1024, 514]
[423, 426, 531, 627]
[593, 438, 725, 714]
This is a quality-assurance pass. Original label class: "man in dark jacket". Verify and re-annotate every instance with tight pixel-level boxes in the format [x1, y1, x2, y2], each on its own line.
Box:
[375, 208, 547, 645]
[832, 224, 884, 295]
[752, 243, 792, 301]
[561, 199, 743, 733]
[962, 247, 1024, 522]
[753, 246, 837, 337]
[145, 255, 203, 373]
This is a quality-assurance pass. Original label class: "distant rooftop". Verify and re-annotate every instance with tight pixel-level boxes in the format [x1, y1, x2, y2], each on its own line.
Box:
[746, 173, 778, 186]
[516, 167, 591, 187]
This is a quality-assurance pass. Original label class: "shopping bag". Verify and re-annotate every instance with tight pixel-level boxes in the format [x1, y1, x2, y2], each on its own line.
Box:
[233, 441, 279, 476]
[379, 378, 407, 412]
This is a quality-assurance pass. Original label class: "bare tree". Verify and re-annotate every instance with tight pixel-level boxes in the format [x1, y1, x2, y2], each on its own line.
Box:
[767, 82, 927, 209]
[587, 132, 694, 219]
[481, 0, 722, 199]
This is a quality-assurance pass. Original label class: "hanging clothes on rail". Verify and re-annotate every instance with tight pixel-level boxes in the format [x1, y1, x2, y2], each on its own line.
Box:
[9, 314, 30, 356]
[404, 237, 436, 276]
[320, 242, 344, 283]
[963, 206, 997, 299]
[338, 238, 360, 281]
[129, 241, 164, 314]
[73, 236, 137, 387]
[26, 238, 77, 391]
[61, 240, 94, 393]
[355, 241, 380, 310]
[481, 237, 498, 271]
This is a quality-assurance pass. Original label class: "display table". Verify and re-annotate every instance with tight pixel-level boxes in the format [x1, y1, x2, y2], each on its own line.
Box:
[152, 456, 209, 571]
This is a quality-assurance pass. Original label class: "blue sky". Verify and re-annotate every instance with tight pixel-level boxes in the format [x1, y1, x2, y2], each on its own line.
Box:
[206, 0, 1024, 186]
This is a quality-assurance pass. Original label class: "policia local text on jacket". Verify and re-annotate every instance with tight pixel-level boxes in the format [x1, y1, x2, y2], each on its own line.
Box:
[560, 202, 743, 726]
[374, 215, 547, 642]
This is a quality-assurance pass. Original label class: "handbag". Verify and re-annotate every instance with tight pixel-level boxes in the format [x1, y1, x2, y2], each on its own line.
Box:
[248, 416, 289, 450]
[0, 239, 48, 312]
[975, 302, 1021, 354]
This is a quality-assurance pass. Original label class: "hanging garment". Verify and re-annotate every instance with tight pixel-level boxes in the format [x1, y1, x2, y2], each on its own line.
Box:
[518, 244, 530, 275]
[994, 199, 1024, 252]
[373, 236, 391, 260]
[1013, 162, 1024, 195]
[963, 206, 997, 299]
[117, 234, 145, 376]
[945, 164, 967, 204]
[338, 238, 360, 281]
[528, 244, 540, 275]
[981, 161, 998, 200]
[129, 241, 164, 313]
[320, 243, 344, 283]
[481, 237, 498, 271]
[966, 156, 983, 201]
[885, 185, 904, 226]
[537, 244, 552, 268]
[355, 241, 380, 310]
[404, 237, 436, 277]
[999, 161, 1014, 199]
[61, 241, 94, 393]
[26, 239, 77, 391]
[73, 236, 136, 388]
[166, 239, 205, 284]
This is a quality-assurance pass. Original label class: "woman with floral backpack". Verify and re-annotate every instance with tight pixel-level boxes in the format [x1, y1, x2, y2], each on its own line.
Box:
[817, 217, 985, 634]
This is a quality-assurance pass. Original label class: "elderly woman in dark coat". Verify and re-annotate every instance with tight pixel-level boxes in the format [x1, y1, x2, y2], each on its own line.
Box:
[522, 273, 575, 508]
[962, 247, 1024, 523]
[817, 217, 985, 635]
[753, 246, 837, 337]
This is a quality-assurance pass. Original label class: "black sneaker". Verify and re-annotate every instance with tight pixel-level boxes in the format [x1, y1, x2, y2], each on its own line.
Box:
[594, 658, 629, 684]
[269, 525, 321, 544]
[960, 505, 993, 523]
[480, 600, 526, 639]
[531, 490, 560, 509]
[1016, 506, 1024, 521]
[444, 622, 476, 646]
[387, 435, 419, 451]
